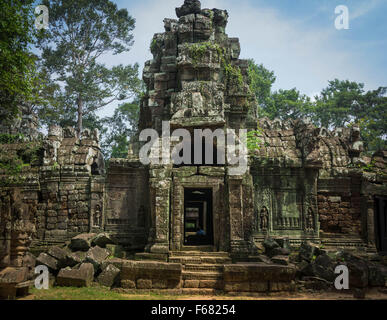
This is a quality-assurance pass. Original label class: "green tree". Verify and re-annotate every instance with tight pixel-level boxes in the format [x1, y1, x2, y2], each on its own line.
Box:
[247, 59, 276, 117]
[313, 79, 365, 128]
[312, 79, 386, 151]
[351, 87, 387, 151]
[36, 0, 141, 133]
[265, 88, 313, 121]
[0, 0, 38, 122]
[247, 60, 312, 121]
[101, 101, 140, 159]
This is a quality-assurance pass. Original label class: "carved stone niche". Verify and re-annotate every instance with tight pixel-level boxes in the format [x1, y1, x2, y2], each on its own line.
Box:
[9, 189, 36, 268]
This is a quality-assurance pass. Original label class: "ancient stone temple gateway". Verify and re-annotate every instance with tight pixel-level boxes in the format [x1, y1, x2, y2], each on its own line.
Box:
[1, 0, 387, 296]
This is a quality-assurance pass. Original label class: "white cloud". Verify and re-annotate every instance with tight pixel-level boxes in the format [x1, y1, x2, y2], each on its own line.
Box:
[350, 0, 383, 20]
[97, 0, 384, 117]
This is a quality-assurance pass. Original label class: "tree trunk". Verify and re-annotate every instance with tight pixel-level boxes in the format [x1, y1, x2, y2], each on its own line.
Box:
[77, 96, 83, 134]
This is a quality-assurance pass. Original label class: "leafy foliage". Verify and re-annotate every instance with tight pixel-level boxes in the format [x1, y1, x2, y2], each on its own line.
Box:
[35, 0, 141, 133]
[0, 0, 38, 122]
[247, 60, 387, 152]
[0, 134, 42, 186]
[248, 59, 276, 111]
[101, 101, 140, 159]
[313, 79, 365, 128]
[246, 129, 264, 152]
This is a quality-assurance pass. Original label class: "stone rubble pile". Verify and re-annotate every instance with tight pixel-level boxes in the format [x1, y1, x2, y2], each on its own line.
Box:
[35, 232, 123, 289]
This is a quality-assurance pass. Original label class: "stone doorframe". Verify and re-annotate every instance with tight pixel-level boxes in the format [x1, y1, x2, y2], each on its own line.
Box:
[170, 174, 225, 251]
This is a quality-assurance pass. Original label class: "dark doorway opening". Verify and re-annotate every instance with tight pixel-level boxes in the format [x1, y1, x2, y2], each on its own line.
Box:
[375, 196, 387, 253]
[184, 188, 213, 246]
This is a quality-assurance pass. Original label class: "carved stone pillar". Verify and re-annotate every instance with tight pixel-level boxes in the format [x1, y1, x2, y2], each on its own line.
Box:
[147, 165, 172, 254]
[227, 174, 251, 256]
[0, 192, 11, 268]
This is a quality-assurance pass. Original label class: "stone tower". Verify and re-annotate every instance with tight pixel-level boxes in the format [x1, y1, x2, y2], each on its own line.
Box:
[140, 0, 255, 135]
[136, 0, 257, 256]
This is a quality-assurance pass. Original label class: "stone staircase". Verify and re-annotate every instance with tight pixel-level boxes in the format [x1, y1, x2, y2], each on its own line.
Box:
[169, 251, 231, 293]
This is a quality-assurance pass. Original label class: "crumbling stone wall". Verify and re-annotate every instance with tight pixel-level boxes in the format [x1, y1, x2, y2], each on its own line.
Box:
[248, 117, 386, 250]
[0, 121, 106, 262]
[104, 159, 150, 250]
[1, 0, 387, 263]
[35, 126, 105, 246]
[318, 178, 362, 236]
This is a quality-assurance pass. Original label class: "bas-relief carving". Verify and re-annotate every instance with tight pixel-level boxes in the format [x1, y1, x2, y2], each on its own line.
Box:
[305, 207, 314, 232]
[255, 187, 274, 232]
[92, 204, 102, 228]
[254, 184, 318, 236]
[274, 192, 302, 230]
[259, 206, 269, 231]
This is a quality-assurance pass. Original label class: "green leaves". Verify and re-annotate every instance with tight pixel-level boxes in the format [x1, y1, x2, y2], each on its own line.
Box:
[35, 0, 139, 133]
[0, 0, 38, 121]
[246, 129, 264, 152]
[101, 101, 140, 158]
[248, 59, 276, 109]
[264, 88, 313, 121]
[247, 59, 386, 152]
[313, 79, 365, 128]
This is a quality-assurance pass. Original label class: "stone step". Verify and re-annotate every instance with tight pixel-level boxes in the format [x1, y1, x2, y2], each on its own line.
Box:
[169, 251, 229, 257]
[134, 252, 168, 262]
[182, 271, 223, 281]
[180, 246, 215, 252]
[169, 256, 232, 265]
[184, 264, 224, 272]
[182, 286, 222, 293]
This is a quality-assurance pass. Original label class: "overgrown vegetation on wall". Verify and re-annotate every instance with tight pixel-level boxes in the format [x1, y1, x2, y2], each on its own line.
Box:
[0, 134, 41, 186]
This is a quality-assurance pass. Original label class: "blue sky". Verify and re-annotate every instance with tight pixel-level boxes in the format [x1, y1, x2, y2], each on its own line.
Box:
[95, 0, 387, 116]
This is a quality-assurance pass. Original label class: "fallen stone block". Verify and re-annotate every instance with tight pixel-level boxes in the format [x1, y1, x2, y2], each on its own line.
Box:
[271, 255, 289, 266]
[56, 263, 94, 287]
[85, 246, 111, 272]
[299, 241, 321, 263]
[97, 264, 120, 288]
[0, 267, 29, 299]
[91, 233, 115, 248]
[66, 251, 86, 267]
[36, 252, 59, 272]
[69, 233, 96, 251]
[263, 238, 280, 255]
[368, 263, 387, 287]
[348, 260, 369, 288]
[47, 246, 72, 269]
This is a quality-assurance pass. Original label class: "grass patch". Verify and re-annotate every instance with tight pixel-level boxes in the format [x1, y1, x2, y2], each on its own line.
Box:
[29, 286, 185, 301]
